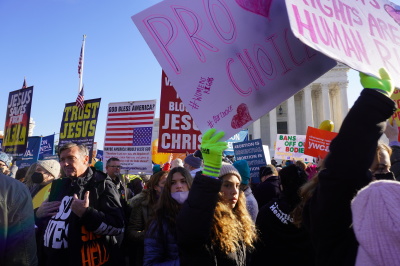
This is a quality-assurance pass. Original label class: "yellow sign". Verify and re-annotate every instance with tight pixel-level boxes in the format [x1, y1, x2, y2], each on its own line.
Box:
[32, 183, 52, 209]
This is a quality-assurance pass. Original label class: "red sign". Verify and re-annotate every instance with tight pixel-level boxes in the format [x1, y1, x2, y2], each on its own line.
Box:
[158, 71, 201, 153]
[304, 126, 338, 159]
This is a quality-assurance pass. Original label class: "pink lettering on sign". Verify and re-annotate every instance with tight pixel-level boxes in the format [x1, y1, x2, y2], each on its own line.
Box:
[144, 0, 237, 74]
[172, 6, 219, 62]
[291, 4, 370, 64]
[227, 28, 317, 97]
[144, 16, 180, 73]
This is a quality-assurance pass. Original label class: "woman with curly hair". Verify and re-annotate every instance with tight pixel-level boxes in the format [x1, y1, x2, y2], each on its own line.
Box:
[177, 129, 257, 265]
[144, 167, 193, 265]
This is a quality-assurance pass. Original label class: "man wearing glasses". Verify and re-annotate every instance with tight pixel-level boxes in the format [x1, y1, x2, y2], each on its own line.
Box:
[106, 157, 132, 202]
[106, 157, 132, 261]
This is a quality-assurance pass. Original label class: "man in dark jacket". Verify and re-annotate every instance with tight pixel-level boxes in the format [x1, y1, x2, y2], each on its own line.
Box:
[37, 142, 125, 266]
[253, 165, 281, 209]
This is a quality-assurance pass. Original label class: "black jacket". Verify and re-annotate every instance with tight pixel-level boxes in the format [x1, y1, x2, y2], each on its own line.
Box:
[304, 89, 396, 266]
[177, 173, 246, 266]
[252, 196, 314, 266]
[41, 167, 125, 266]
[253, 176, 281, 209]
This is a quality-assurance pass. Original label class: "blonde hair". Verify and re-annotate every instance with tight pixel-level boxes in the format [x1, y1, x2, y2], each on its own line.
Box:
[210, 191, 257, 254]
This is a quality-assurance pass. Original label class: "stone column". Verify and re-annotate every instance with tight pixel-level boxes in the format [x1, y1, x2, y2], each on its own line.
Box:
[321, 83, 331, 120]
[303, 86, 314, 129]
[269, 108, 277, 149]
[253, 118, 261, 140]
[287, 96, 296, 134]
[340, 82, 349, 121]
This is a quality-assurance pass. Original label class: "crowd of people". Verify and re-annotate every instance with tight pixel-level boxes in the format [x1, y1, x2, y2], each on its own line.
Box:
[1, 69, 400, 266]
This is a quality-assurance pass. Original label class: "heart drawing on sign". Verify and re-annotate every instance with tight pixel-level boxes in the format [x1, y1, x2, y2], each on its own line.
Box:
[385, 4, 400, 26]
[235, 0, 274, 19]
[231, 103, 253, 129]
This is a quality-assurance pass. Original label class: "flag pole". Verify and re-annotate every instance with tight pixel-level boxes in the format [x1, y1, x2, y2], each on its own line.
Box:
[78, 35, 86, 93]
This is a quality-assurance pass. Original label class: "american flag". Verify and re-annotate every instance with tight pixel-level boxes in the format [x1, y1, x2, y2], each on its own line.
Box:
[76, 85, 84, 109]
[132, 127, 152, 146]
[104, 104, 155, 147]
[22, 77, 27, 89]
[78, 46, 83, 78]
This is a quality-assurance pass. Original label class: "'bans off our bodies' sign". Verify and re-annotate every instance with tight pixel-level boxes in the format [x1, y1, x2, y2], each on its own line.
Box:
[286, 0, 400, 88]
[132, 0, 336, 140]
[274, 134, 313, 162]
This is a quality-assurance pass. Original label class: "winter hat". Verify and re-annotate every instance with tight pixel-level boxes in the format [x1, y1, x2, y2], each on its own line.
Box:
[94, 161, 104, 172]
[37, 159, 61, 179]
[184, 154, 202, 169]
[171, 158, 184, 169]
[351, 180, 400, 265]
[260, 165, 274, 177]
[153, 164, 161, 174]
[0, 152, 12, 168]
[233, 160, 250, 185]
[218, 162, 241, 182]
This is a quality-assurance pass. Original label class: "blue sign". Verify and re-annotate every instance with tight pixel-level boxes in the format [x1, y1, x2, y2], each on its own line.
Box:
[39, 134, 55, 160]
[17, 136, 42, 168]
[233, 139, 266, 184]
[96, 150, 103, 161]
[224, 130, 248, 156]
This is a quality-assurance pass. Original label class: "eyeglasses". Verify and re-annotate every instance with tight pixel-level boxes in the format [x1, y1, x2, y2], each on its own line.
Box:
[108, 165, 121, 168]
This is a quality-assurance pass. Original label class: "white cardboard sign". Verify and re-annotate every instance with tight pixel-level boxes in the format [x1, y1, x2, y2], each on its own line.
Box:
[132, 0, 336, 140]
[286, 0, 400, 88]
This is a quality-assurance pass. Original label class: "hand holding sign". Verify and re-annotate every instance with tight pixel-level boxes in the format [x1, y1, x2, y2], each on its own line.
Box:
[360, 68, 394, 97]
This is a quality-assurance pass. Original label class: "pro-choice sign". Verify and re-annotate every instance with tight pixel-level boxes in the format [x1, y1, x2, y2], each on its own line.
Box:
[274, 134, 313, 162]
[286, 0, 400, 88]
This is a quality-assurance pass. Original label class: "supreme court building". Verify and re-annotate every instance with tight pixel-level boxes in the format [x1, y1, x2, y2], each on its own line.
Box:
[248, 63, 350, 155]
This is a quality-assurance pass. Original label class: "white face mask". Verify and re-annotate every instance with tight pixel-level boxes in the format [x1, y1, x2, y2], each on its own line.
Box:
[171, 191, 189, 204]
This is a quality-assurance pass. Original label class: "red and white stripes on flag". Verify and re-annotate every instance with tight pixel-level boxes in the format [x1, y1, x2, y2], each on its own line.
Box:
[76, 85, 84, 109]
[104, 101, 155, 147]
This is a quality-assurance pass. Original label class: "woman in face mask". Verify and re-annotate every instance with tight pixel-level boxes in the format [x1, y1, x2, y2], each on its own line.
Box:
[29, 159, 61, 199]
[143, 167, 193, 265]
[0, 152, 12, 176]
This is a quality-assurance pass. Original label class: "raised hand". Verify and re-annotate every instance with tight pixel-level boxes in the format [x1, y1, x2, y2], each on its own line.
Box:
[71, 191, 90, 217]
[201, 129, 228, 178]
[360, 68, 394, 97]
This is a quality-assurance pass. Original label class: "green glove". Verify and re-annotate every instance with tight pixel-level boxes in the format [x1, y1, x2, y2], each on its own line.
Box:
[360, 68, 394, 97]
[201, 128, 228, 178]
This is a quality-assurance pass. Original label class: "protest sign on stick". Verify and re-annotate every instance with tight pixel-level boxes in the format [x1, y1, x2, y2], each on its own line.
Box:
[233, 139, 267, 184]
[132, 0, 336, 140]
[274, 134, 313, 162]
[304, 126, 338, 159]
[285, 0, 400, 88]
[158, 71, 202, 153]
[103, 100, 156, 174]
